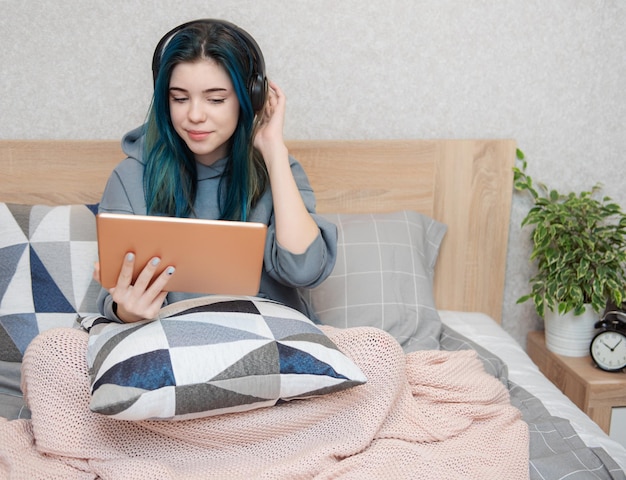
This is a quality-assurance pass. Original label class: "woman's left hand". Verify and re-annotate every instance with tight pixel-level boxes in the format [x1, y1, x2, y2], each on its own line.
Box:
[253, 81, 287, 162]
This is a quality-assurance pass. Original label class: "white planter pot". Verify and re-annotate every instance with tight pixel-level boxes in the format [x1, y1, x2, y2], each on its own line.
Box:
[544, 304, 599, 357]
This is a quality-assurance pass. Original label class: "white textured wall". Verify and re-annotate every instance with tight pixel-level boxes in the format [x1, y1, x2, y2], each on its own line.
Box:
[2, 1, 625, 348]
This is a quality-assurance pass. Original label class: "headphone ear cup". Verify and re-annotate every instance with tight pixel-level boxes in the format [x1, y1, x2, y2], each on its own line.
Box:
[249, 73, 267, 112]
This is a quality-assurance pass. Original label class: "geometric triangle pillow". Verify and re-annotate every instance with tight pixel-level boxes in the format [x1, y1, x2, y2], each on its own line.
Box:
[80, 295, 367, 421]
[0, 202, 101, 361]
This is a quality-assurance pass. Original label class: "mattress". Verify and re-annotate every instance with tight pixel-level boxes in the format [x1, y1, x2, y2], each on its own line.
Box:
[440, 310, 626, 472]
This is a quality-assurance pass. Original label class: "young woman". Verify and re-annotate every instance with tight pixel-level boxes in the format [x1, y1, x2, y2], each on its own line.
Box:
[95, 19, 337, 323]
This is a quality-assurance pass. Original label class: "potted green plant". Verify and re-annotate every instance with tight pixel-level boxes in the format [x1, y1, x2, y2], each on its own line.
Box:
[514, 149, 626, 356]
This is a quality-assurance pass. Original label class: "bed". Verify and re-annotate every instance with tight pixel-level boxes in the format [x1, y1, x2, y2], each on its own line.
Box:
[0, 138, 625, 478]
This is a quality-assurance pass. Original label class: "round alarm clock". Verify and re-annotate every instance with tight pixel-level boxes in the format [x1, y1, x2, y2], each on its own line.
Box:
[590, 312, 626, 372]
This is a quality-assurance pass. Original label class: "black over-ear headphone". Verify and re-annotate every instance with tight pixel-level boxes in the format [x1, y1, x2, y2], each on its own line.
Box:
[151, 19, 267, 112]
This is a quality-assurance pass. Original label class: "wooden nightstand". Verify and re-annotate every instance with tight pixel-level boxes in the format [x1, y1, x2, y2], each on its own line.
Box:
[527, 330, 626, 435]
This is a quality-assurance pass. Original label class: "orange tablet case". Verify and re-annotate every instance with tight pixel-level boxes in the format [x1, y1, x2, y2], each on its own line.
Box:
[96, 213, 267, 295]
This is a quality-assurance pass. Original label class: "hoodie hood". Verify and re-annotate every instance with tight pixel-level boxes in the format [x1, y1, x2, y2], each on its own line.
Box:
[121, 125, 147, 164]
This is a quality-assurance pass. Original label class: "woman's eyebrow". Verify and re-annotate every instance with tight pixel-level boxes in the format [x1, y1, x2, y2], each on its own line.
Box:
[169, 87, 228, 94]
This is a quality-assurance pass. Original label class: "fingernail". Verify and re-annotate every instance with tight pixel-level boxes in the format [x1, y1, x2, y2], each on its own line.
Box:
[151, 257, 161, 266]
[126, 253, 135, 262]
[166, 267, 175, 275]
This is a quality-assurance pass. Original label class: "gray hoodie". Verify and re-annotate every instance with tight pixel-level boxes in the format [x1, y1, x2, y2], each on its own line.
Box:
[96, 125, 337, 322]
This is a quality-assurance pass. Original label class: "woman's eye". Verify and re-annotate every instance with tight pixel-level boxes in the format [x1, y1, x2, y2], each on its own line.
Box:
[172, 97, 188, 103]
[208, 98, 226, 104]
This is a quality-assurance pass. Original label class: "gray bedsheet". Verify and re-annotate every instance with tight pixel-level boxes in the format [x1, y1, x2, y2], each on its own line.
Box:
[0, 360, 29, 420]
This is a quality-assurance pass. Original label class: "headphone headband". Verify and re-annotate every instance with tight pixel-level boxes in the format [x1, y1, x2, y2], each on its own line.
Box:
[151, 19, 267, 112]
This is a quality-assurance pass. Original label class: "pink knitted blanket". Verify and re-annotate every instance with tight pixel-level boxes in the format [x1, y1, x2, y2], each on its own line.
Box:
[0, 326, 528, 479]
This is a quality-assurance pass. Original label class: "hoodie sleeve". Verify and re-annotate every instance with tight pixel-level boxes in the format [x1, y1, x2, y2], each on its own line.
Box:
[95, 155, 148, 319]
[263, 158, 338, 289]
[97, 158, 147, 215]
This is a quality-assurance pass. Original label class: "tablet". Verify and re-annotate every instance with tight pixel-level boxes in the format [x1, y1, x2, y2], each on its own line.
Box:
[96, 213, 267, 295]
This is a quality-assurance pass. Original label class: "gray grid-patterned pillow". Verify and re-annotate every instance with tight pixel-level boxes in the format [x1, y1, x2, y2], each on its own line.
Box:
[305, 210, 446, 352]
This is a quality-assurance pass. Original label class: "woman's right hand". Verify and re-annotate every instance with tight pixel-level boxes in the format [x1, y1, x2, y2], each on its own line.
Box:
[94, 253, 175, 323]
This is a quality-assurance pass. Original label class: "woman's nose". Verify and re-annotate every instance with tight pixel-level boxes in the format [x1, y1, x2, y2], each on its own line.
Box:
[188, 100, 206, 122]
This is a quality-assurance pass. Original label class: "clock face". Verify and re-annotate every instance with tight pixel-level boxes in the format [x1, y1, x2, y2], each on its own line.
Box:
[590, 330, 626, 372]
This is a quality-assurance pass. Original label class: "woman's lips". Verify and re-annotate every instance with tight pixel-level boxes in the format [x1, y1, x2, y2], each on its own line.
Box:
[187, 130, 210, 141]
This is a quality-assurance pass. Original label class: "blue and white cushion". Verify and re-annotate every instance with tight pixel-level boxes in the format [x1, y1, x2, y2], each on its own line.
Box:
[0, 203, 100, 362]
[81, 295, 367, 421]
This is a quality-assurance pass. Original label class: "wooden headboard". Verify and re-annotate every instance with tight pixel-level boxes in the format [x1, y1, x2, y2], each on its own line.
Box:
[0, 139, 515, 322]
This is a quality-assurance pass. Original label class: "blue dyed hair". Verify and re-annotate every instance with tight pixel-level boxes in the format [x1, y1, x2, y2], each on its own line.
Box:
[144, 21, 268, 220]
